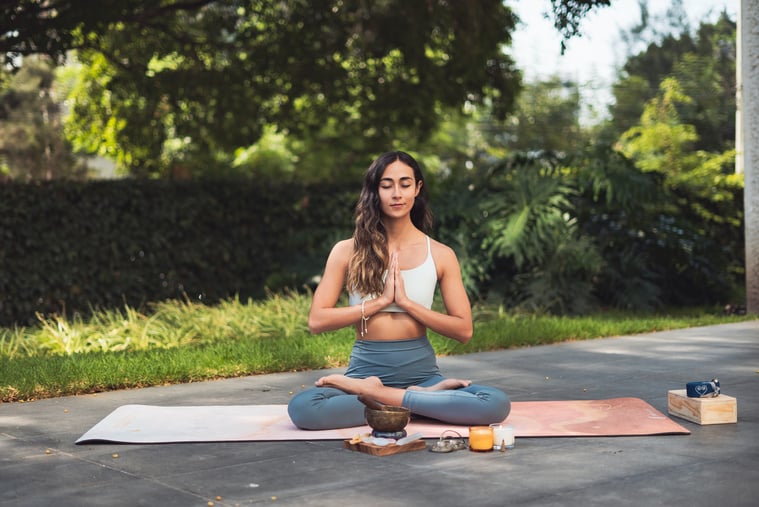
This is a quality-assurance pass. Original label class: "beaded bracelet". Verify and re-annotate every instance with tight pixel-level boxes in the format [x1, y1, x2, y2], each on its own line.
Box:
[360, 300, 370, 337]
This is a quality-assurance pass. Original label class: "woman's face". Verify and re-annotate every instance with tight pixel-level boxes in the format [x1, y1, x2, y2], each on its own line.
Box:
[377, 160, 422, 219]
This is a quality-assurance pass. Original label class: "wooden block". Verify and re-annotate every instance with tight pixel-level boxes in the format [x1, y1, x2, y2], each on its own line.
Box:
[668, 389, 737, 425]
[343, 438, 427, 456]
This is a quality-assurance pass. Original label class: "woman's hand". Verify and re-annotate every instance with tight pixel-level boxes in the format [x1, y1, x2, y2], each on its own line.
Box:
[381, 252, 398, 304]
[393, 254, 409, 308]
[391, 251, 410, 308]
[380, 252, 410, 307]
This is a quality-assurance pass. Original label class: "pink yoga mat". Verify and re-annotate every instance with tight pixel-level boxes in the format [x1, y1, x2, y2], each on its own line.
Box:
[76, 398, 689, 444]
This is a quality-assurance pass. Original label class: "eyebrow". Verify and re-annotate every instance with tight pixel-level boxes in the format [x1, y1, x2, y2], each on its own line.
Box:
[380, 176, 415, 183]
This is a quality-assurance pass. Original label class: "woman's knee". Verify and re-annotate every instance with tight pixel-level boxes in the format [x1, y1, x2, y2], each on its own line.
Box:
[492, 389, 511, 422]
[287, 387, 365, 430]
[287, 390, 316, 429]
[477, 386, 511, 423]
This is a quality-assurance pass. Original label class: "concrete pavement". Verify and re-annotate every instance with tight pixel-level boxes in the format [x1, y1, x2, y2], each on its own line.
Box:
[1, 320, 757, 507]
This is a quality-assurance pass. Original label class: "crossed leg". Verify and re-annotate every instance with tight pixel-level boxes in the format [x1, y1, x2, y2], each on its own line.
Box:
[315, 374, 472, 407]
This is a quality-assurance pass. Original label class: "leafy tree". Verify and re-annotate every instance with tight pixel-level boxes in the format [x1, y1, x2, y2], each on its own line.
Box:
[2, 0, 616, 179]
[501, 77, 583, 153]
[576, 8, 743, 309]
[618, 77, 697, 174]
[60, 0, 522, 178]
[674, 14, 737, 151]
[1, 1, 219, 68]
[616, 76, 743, 305]
[2, 1, 615, 68]
[548, 0, 611, 52]
[0, 55, 86, 180]
[414, 74, 585, 184]
[608, 10, 735, 151]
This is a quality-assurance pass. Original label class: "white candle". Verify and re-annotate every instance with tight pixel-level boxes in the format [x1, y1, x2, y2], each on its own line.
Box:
[490, 424, 515, 449]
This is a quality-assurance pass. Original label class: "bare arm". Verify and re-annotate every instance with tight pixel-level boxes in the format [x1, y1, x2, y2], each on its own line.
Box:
[307, 239, 390, 334]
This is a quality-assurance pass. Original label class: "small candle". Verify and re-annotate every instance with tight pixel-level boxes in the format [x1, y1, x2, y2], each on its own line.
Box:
[490, 423, 515, 450]
[468, 426, 493, 452]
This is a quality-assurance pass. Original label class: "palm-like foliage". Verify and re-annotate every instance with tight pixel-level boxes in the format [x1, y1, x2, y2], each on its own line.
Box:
[462, 153, 603, 313]
[480, 154, 576, 269]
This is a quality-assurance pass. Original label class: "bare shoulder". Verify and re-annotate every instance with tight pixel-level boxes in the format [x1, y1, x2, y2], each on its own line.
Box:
[318, 238, 354, 287]
[429, 237, 460, 270]
[327, 238, 354, 264]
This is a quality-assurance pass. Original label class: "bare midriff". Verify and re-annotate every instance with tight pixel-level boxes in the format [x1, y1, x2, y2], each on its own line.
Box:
[355, 311, 425, 341]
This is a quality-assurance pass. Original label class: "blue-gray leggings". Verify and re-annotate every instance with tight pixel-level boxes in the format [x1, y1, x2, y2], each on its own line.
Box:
[287, 336, 510, 430]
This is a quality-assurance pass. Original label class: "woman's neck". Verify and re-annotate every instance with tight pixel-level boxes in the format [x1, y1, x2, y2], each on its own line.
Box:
[382, 218, 422, 250]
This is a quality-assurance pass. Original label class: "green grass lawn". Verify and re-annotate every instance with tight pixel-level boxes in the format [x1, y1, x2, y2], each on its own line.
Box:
[0, 292, 753, 402]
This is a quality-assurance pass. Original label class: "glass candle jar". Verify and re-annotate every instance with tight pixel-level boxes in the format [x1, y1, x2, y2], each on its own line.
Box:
[468, 426, 493, 452]
[490, 423, 515, 450]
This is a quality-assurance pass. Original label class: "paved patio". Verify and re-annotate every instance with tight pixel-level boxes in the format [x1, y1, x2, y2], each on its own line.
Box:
[1, 320, 757, 507]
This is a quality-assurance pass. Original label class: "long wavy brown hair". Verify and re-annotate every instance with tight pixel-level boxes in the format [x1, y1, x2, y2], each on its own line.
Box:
[346, 151, 433, 297]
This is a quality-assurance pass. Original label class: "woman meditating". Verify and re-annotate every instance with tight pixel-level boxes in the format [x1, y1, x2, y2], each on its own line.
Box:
[287, 151, 510, 430]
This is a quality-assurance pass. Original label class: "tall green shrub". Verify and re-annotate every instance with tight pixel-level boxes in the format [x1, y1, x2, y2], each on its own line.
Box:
[0, 179, 355, 326]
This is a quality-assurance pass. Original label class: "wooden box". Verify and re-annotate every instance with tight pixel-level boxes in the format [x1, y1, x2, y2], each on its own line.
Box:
[668, 389, 737, 425]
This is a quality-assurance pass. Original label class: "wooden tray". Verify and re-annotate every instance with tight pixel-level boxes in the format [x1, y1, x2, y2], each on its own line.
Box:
[343, 439, 427, 456]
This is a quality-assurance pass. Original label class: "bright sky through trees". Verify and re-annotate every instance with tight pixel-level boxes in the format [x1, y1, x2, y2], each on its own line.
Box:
[510, 0, 738, 120]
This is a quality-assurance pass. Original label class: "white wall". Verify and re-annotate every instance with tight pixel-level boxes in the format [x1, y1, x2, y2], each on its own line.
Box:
[741, 0, 759, 313]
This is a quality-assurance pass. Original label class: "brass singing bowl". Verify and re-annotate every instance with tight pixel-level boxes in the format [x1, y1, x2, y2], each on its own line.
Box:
[364, 405, 411, 432]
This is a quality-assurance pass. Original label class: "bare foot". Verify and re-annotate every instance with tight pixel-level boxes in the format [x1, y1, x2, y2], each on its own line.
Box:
[315, 374, 384, 395]
[407, 378, 472, 391]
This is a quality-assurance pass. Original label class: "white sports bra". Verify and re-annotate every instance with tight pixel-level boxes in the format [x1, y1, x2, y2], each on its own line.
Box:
[348, 236, 437, 312]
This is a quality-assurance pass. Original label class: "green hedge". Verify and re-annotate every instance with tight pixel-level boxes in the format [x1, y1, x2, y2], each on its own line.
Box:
[0, 180, 356, 326]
